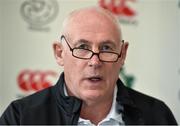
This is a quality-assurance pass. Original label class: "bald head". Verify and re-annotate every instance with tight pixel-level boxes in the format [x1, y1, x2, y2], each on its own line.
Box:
[61, 7, 122, 42]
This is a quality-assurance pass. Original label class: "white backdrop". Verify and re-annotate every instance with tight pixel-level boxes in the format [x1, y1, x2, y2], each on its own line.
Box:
[0, 1, 2, 114]
[0, 0, 180, 123]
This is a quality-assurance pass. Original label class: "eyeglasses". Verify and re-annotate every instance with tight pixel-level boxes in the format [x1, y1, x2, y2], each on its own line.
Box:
[60, 35, 124, 62]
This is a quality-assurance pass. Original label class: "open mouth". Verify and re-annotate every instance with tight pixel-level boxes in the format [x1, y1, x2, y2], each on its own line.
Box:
[87, 76, 102, 82]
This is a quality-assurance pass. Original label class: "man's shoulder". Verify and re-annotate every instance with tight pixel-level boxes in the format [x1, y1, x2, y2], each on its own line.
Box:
[124, 86, 174, 115]
[117, 81, 164, 107]
[116, 84, 177, 124]
[0, 84, 64, 125]
[126, 87, 165, 106]
[12, 85, 56, 110]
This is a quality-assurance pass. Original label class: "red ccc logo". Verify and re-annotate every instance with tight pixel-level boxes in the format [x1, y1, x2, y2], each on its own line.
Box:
[17, 70, 57, 92]
[99, 0, 136, 17]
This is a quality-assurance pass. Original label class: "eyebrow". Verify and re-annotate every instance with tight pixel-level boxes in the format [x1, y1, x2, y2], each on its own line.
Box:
[74, 39, 117, 48]
[76, 39, 90, 44]
[100, 40, 117, 49]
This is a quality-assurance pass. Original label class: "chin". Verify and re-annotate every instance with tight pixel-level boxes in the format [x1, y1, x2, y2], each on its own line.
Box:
[81, 90, 104, 101]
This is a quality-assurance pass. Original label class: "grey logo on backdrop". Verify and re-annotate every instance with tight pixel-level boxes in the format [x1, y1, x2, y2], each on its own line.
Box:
[20, 0, 59, 31]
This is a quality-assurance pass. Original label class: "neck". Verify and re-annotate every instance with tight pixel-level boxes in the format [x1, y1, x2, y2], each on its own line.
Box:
[80, 96, 113, 125]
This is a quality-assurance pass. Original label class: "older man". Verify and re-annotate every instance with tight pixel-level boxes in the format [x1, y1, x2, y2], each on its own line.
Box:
[0, 7, 177, 125]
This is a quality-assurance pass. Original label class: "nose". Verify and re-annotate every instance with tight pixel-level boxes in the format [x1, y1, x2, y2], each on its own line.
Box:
[88, 53, 102, 67]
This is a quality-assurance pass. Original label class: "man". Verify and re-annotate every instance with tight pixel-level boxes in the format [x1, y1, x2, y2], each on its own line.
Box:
[0, 7, 177, 125]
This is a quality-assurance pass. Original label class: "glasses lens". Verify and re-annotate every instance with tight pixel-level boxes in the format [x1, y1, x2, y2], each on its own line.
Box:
[99, 52, 119, 62]
[72, 48, 119, 62]
[73, 48, 93, 59]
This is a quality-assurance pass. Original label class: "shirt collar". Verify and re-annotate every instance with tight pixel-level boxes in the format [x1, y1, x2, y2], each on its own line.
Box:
[63, 83, 68, 96]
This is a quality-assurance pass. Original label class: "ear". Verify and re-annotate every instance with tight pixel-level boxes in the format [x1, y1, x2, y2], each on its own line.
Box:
[120, 42, 129, 65]
[53, 41, 64, 66]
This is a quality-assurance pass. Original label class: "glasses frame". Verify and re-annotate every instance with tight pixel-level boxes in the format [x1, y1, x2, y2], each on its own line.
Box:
[60, 35, 124, 62]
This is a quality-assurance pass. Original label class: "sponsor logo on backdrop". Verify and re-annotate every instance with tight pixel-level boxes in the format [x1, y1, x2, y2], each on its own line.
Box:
[20, 0, 59, 31]
[120, 67, 135, 88]
[17, 70, 58, 95]
[99, 0, 137, 25]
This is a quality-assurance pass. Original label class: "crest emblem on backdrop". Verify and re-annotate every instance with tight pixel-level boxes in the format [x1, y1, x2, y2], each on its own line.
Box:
[20, 0, 59, 31]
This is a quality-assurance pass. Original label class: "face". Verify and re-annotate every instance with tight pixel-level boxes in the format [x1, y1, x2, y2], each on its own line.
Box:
[53, 9, 128, 104]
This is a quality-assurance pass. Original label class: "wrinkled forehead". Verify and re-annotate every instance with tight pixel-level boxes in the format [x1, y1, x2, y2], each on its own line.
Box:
[61, 7, 122, 42]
